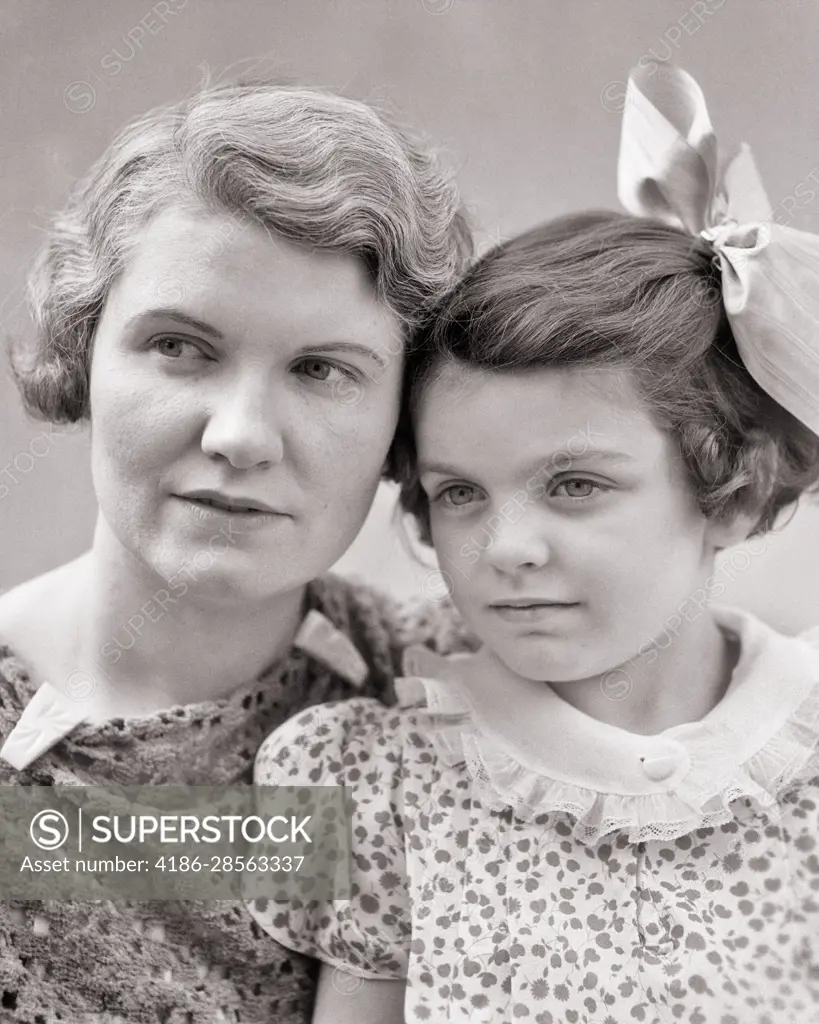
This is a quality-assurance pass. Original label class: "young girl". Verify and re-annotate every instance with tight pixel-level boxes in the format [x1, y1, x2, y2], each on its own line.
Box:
[248, 65, 819, 1023]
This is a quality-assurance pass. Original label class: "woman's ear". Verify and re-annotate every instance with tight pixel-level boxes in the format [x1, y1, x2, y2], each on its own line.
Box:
[704, 511, 758, 551]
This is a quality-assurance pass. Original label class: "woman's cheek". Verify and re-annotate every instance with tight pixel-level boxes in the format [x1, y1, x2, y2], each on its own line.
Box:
[98, 386, 192, 488]
[326, 398, 395, 472]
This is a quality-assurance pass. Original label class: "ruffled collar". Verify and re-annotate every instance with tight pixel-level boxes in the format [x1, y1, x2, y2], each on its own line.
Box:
[396, 606, 819, 843]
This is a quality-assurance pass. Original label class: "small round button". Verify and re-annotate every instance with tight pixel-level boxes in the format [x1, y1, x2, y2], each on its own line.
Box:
[640, 754, 680, 782]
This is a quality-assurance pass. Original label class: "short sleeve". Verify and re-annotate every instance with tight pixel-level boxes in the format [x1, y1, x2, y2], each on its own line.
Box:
[247, 699, 411, 980]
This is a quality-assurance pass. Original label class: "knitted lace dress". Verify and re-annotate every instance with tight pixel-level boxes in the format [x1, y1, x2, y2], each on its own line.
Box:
[0, 573, 473, 1024]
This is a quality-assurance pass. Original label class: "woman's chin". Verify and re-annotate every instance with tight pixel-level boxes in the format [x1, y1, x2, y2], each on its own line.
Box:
[137, 543, 306, 607]
[174, 569, 305, 607]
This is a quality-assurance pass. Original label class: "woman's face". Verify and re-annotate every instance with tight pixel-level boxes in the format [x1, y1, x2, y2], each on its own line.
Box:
[89, 204, 404, 602]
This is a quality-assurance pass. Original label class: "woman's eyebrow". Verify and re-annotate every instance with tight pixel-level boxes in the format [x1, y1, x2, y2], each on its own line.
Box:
[125, 311, 389, 368]
[544, 450, 636, 466]
[126, 308, 224, 339]
[301, 342, 389, 369]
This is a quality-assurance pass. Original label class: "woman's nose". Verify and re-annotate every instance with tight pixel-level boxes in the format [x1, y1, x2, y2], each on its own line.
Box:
[483, 512, 550, 575]
[200, 379, 285, 470]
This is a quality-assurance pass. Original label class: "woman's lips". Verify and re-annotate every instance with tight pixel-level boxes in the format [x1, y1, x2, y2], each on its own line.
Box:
[174, 495, 289, 526]
[185, 496, 270, 514]
[177, 489, 282, 514]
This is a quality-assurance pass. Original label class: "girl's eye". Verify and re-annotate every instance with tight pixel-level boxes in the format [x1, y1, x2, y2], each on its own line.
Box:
[553, 478, 605, 501]
[294, 358, 355, 384]
[439, 484, 480, 507]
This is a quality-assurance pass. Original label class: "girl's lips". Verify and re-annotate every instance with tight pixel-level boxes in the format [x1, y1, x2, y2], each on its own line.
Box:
[489, 602, 580, 623]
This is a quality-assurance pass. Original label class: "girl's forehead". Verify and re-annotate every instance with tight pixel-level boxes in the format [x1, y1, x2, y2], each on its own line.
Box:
[419, 361, 647, 427]
[415, 361, 669, 472]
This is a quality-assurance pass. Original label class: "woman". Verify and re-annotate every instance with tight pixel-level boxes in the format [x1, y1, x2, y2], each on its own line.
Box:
[0, 79, 471, 1022]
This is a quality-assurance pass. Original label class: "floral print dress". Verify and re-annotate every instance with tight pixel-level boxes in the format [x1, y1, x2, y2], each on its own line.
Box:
[249, 607, 819, 1024]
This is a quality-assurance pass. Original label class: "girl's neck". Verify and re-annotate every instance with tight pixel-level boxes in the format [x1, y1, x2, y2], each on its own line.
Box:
[484, 612, 739, 736]
[62, 522, 306, 721]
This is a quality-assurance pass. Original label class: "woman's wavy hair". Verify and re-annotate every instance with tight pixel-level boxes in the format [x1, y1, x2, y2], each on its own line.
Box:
[13, 77, 472, 463]
[391, 211, 819, 541]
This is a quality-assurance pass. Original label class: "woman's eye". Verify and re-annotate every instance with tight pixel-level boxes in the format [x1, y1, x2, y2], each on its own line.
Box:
[553, 478, 603, 501]
[149, 336, 205, 360]
[295, 358, 353, 384]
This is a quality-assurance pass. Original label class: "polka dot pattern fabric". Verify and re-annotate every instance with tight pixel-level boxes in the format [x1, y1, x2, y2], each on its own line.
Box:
[250, 610, 819, 1023]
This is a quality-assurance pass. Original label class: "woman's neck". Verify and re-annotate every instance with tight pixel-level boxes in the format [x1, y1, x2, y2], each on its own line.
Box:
[60, 526, 307, 721]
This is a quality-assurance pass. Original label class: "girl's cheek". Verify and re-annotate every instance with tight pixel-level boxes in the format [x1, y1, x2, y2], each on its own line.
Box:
[430, 517, 472, 564]
[459, 539, 482, 567]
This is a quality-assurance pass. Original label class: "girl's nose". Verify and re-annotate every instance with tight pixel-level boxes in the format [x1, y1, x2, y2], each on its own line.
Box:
[483, 514, 550, 575]
[200, 380, 285, 470]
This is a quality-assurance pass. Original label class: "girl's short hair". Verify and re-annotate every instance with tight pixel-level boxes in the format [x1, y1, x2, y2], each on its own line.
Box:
[14, 79, 471, 423]
[392, 211, 819, 541]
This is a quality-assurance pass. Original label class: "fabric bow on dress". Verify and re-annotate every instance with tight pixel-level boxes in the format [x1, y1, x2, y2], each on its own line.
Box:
[618, 63, 819, 437]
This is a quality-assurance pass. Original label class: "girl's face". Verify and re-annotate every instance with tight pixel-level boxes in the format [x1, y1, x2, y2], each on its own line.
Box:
[89, 204, 403, 602]
[416, 361, 733, 683]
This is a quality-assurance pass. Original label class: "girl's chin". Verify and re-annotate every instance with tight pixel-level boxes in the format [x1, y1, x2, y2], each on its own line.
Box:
[488, 644, 607, 686]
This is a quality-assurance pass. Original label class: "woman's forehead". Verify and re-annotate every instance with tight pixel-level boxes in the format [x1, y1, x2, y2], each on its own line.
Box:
[105, 205, 402, 346]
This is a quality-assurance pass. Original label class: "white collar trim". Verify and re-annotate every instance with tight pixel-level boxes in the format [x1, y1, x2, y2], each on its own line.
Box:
[398, 607, 819, 843]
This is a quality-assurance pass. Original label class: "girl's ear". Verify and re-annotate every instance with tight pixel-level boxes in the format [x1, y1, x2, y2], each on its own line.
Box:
[704, 511, 758, 551]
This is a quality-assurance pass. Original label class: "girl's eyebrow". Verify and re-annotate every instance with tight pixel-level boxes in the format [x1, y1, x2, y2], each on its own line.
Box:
[126, 309, 389, 367]
[418, 450, 636, 476]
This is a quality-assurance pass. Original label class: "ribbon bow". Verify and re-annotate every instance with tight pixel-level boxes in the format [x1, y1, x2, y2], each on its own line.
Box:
[617, 63, 819, 437]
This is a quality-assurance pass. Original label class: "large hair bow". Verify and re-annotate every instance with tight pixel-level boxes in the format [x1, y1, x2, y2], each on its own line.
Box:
[617, 63, 819, 437]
